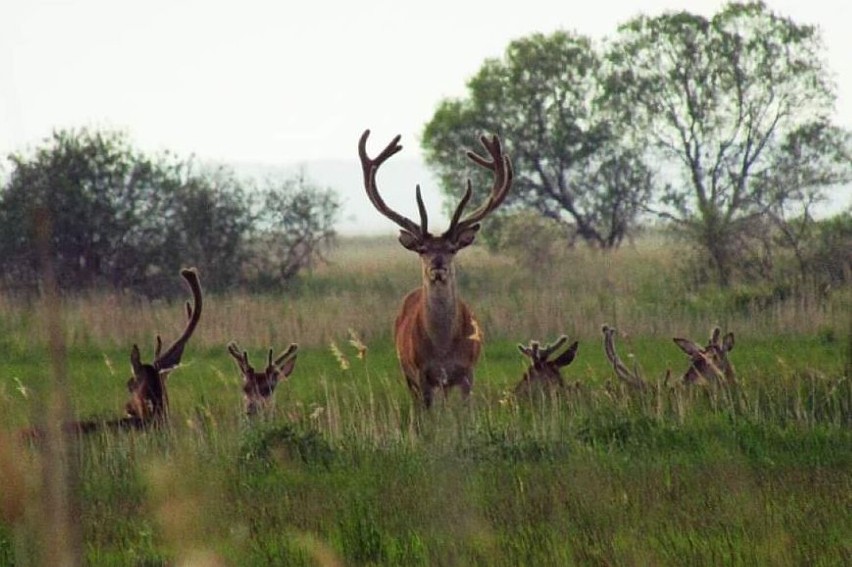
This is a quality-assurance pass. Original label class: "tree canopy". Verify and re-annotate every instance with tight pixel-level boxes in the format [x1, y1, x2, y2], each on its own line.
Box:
[422, 2, 851, 286]
[0, 129, 340, 295]
[422, 30, 655, 249]
[606, 1, 852, 284]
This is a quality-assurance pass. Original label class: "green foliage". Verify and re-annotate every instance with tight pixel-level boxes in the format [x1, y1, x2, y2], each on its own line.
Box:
[607, 1, 852, 285]
[1, 331, 850, 565]
[239, 422, 335, 470]
[0, 128, 340, 295]
[808, 211, 852, 284]
[479, 211, 565, 268]
[249, 173, 340, 286]
[422, 30, 654, 249]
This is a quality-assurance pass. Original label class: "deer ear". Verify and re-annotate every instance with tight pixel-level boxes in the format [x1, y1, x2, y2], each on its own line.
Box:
[722, 332, 735, 352]
[673, 338, 702, 357]
[398, 230, 421, 251]
[130, 344, 144, 374]
[278, 355, 297, 378]
[455, 224, 480, 249]
[553, 341, 579, 367]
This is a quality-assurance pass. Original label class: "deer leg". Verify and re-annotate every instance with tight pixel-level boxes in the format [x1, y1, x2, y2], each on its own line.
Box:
[460, 375, 473, 400]
[422, 384, 435, 408]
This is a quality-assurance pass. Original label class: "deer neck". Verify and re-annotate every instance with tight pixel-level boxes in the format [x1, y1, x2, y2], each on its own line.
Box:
[421, 271, 461, 350]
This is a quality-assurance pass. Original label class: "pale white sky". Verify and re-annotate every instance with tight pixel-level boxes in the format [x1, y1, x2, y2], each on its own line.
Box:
[2, 0, 850, 162]
[1, 0, 850, 231]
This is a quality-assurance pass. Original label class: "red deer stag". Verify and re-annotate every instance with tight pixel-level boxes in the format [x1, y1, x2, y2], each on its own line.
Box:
[358, 129, 513, 407]
[124, 268, 203, 423]
[514, 335, 580, 395]
[227, 341, 298, 415]
[602, 325, 735, 389]
[21, 268, 202, 440]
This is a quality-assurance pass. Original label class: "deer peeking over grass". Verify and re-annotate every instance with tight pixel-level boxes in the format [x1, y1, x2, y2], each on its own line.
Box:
[602, 325, 736, 389]
[227, 342, 298, 415]
[514, 335, 580, 396]
[359, 129, 513, 407]
[123, 268, 203, 424]
[21, 268, 202, 441]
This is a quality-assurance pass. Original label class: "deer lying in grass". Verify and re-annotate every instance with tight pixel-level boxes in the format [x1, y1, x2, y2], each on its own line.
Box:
[227, 341, 298, 415]
[123, 268, 203, 423]
[514, 335, 579, 395]
[21, 268, 203, 440]
[359, 129, 513, 407]
[602, 324, 736, 389]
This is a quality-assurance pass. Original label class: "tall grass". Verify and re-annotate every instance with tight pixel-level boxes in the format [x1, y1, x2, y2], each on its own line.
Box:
[0, 235, 847, 351]
[0, 235, 850, 565]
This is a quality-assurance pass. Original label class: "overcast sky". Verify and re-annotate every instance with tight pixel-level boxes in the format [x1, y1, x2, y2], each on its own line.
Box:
[2, 0, 850, 230]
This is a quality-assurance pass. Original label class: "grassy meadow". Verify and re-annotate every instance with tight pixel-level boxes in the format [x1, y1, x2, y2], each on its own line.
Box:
[0, 235, 850, 566]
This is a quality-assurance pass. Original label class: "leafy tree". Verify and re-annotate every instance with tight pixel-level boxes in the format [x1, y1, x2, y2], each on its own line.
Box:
[0, 128, 180, 291]
[606, 1, 852, 285]
[0, 129, 341, 294]
[422, 31, 655, 249]
[250, 173, 340, 284]
[164, 166, 253, 291]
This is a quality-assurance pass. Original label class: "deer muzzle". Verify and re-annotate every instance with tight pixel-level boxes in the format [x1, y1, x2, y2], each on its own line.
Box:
[428, 266, 450, 283]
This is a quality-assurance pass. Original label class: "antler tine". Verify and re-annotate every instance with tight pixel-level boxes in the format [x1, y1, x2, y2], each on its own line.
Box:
[266, 348, 274, 370]
[709, 327, 721, 346]
[154, 268, 203, 372]
[602, 325, 646, 390]
[446, 134, 514, 236]
[530, 340, 541, 360]
[358, 130, 425, 236]
[226, 341, 242, 360]
[540, 335, 569, 360]
[273, 343, 299, 367]
[227, 341, 251, 374]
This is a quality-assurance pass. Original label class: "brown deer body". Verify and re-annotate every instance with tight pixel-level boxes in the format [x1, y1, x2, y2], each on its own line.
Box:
[227, 341, 298, 415]
[359, 130, 512, 407]
[602, 325, 735, 389]
[514, 335, 580, 395]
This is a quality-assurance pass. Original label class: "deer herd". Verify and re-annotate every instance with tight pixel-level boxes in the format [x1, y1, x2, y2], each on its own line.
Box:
[19, 129, 737, 439]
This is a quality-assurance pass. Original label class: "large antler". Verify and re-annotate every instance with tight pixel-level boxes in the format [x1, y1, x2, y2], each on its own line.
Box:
[358, 130, 427, 237]
[359, 130, 513, 241]
[445, 134, 514, 239]
[152, 268, 203, 374]
[602, 325, 647, 390]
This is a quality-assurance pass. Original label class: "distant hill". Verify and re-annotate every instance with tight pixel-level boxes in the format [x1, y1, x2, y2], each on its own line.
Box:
[226, 158, 450, 236]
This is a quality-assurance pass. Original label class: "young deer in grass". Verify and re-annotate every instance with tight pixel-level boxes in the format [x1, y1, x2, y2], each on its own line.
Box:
[21, 268, 202, 440]
[359, 129, 513, 407]
[514, 335, 580, 395]
[227, 341, 298, 415]
[602, 325, 736, 389]
[674, 328, 736, 385]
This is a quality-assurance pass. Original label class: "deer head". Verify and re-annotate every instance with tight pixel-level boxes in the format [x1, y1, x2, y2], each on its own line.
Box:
[515, 335, 579, 394]
[125, 268, 203, 422]
[358, 129, 512, 407]
[674, 328, 735, 385]
[359, 129, 512, 289]
[602, 325, 736, 389]
[227, 341, 298, 415]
